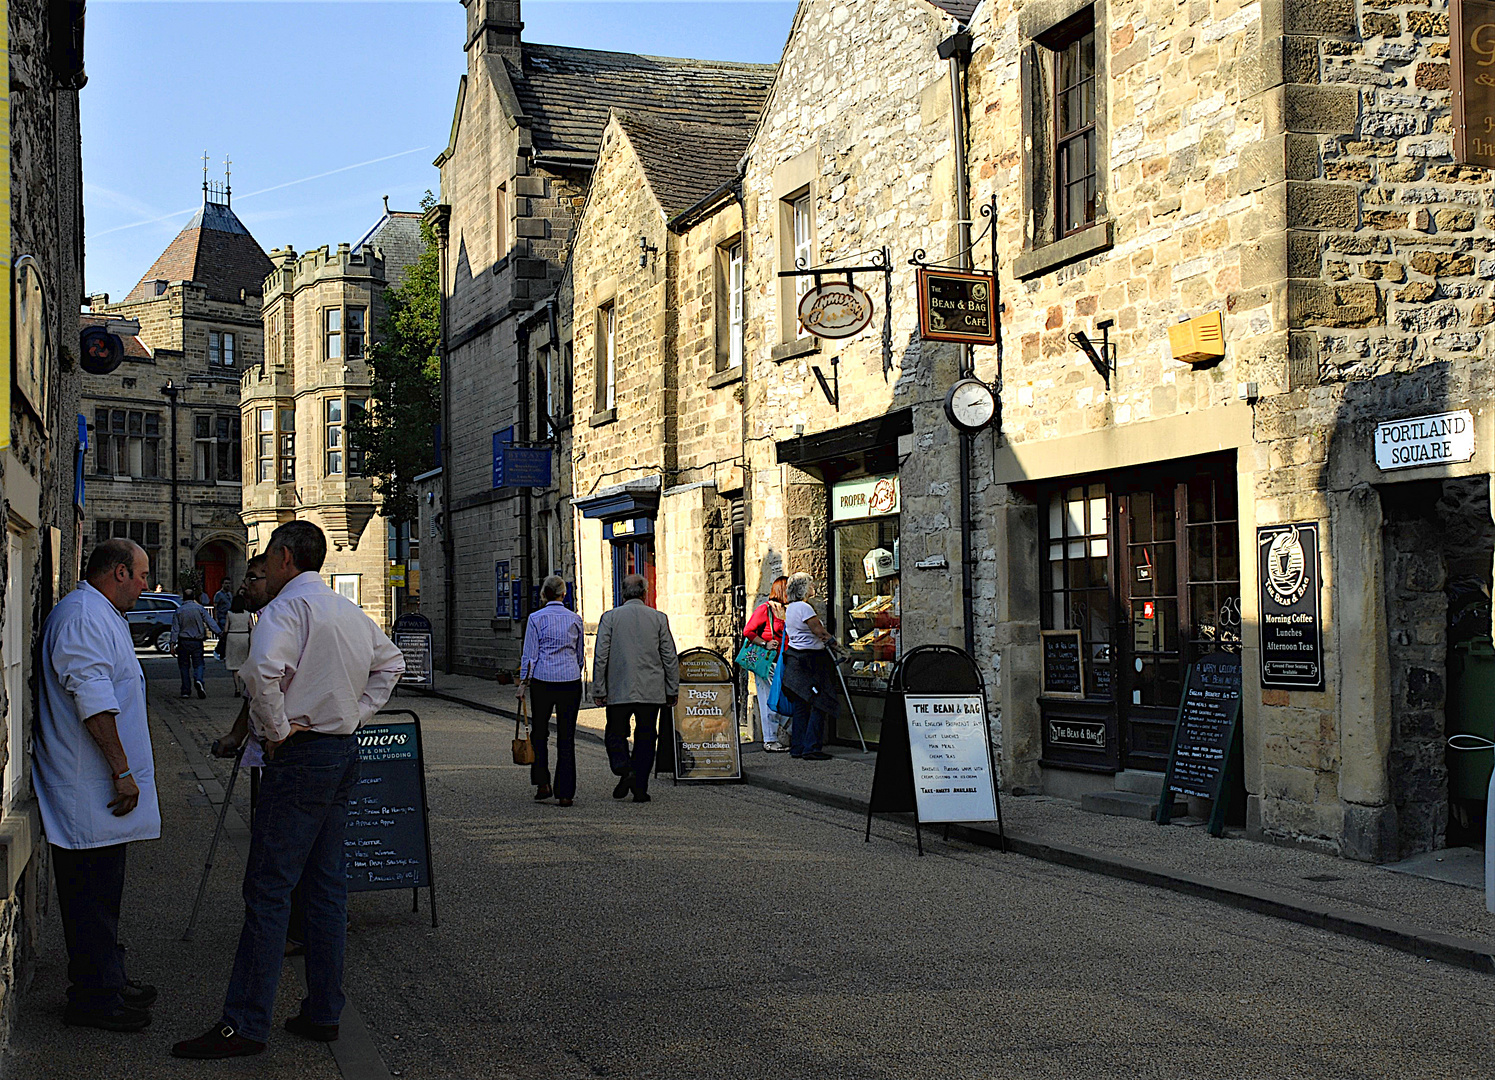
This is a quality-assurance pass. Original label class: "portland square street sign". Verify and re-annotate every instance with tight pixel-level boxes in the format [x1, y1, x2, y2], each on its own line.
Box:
[917, 268, 998, 345]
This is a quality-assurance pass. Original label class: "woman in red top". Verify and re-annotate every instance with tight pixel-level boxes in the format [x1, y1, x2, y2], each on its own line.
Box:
[743, 575, 790, 751]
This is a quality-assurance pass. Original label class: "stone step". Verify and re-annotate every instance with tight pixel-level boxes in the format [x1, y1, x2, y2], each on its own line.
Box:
[1081, 790, 1184, 822]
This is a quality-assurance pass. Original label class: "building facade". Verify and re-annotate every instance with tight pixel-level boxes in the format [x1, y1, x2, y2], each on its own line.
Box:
[0, 0, 87, 1041]
[242, 206, 424, 630]
[438, 0, 1495, 867]
[83, 182, 270, 597]
[427, 0, 773, 676]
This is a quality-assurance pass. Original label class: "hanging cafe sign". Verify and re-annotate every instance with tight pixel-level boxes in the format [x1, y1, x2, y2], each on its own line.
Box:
[916, 268, 998, 345]
[798, 281, 875, 339]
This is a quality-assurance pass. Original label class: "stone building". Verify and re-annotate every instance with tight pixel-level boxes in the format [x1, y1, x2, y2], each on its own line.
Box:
[0, 0, 88, 1039]
[242, 204, 424, 631]
[426, 0, 773, 676]
[83, 179, 271, 597]
[957, 0, 1495, 861]
[552, 0, 1495, 869]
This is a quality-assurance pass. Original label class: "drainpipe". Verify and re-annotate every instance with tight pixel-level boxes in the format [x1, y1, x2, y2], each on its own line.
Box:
[517, 321, 533, 643]
[939, 27, 978, 659]
[162, 380, 180, 592]
[426, 204, 456, 674]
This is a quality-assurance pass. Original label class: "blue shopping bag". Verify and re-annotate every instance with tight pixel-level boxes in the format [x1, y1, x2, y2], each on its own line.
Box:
[766, 634, 793, 715]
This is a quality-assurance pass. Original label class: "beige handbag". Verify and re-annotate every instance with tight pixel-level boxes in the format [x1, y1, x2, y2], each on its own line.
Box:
[511, 699, 535, 766]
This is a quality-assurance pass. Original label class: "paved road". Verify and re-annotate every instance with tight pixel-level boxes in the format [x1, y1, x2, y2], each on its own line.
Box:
[11, 662, 1495, 1078]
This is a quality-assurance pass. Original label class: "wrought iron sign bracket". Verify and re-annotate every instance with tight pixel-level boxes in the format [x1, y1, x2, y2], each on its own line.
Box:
[1069, 318, 1116, 390]
[811, 354, 839, 411]
[775, 246, 893, 286]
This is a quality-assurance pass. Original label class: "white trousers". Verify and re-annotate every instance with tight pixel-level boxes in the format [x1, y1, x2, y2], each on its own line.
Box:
[755, 673, 788, 744]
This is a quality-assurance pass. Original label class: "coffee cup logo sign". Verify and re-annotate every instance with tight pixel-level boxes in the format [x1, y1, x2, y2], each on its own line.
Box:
[1263, 525, 1309, 607]
[798, 282, 875, 340]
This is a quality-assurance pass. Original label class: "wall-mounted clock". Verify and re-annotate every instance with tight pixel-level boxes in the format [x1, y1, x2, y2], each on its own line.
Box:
[944, 377, 996, 434]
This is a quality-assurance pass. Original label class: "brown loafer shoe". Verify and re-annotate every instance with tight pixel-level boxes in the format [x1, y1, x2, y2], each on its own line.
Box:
[171, 1023, 266, 1059]
[557, 798, 573, 807]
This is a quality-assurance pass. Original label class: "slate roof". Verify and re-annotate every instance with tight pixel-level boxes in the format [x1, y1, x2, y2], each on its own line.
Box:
[512, 44, 775, 161]
[611, 111, 753, 220]
[80, 314, 153, 361]
[927, 0, 980, 20]
[353, 209, 426, 289]
[123, 199, 273, 305]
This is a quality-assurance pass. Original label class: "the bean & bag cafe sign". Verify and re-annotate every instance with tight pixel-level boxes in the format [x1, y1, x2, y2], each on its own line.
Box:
[916, 268, 998, 345]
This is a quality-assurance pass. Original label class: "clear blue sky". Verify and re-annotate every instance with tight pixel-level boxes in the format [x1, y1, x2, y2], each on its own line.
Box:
[82, 2, 797, 299]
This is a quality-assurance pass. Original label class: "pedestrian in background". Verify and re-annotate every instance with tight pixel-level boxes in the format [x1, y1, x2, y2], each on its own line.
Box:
[212, 581, 233, 659]
[221, 595, 254, 696]
[171, 592, 219, 699]
[173, 521, 404, 1060]
[742, 575, 790, 751]
[781, 572, 838, 761]
[517, 574, 586, 806]
[35, 538, 161, 1032]
[592, 574, 678, 803]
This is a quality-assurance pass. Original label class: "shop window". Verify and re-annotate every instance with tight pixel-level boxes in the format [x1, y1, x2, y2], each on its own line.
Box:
[595, 302, 616, 413]
[830, 474, 902, 746]
[1043, 482, 1113, 697]
[94, 408, 161, 479]
[1184, 474, 1241, 660]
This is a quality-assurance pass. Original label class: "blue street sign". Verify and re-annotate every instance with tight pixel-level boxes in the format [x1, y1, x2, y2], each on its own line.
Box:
[492, 431, 551, 489]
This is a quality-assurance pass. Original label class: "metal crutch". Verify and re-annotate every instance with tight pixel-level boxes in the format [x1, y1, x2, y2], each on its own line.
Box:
[182, 742, 245, 942]
[832, 658, 869, 753]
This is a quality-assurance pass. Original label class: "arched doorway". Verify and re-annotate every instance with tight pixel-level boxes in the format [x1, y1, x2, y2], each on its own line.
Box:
[194, 538, 242, 602]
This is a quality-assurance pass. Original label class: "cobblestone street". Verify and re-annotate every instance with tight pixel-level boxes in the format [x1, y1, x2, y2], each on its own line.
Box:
[7, 660, 1494, 1079]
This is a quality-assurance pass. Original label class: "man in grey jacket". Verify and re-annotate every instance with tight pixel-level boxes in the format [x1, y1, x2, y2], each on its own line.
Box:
[592, 574, 679, 802]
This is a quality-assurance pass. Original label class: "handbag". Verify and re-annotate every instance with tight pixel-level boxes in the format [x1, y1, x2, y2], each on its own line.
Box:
[735, 641, 775, 680]
[766, 633, 793, 715]
[511, 699, 535, 766]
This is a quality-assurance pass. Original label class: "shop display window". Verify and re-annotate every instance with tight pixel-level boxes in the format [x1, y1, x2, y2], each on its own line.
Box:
[833, 516, 899, 745]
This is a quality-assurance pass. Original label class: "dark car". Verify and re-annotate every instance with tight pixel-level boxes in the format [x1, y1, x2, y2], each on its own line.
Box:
[127, 593, 182, 653]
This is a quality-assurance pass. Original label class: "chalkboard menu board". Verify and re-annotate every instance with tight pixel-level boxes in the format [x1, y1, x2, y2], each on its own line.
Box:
[1040, 630, 1085, 699]
[345, 712, 437, 923]
[1158, 653, 1242, 836]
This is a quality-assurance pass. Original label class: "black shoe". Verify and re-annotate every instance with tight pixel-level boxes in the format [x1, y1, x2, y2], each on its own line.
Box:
[171, 1023, 266, 1059]
[534, 784, 552, 801]
[804, 751, 833, 761]
[63, 1003, 151, 1032]
[632, 791, 652, 803]
[195, 680, 207, 699]
[180, 692, 192, 699]
[121, 980, 157, 1009]
[284, 1013, 339, 1042]
[612, 772, 634, 800]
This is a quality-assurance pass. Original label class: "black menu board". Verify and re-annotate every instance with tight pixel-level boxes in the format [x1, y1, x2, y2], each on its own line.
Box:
[1040, 630, 1085, 699]
[346, 716, 434, 903]
[1158, 653, 1242, 835]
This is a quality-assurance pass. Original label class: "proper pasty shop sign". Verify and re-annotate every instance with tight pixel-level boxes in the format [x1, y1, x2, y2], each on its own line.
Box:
[904, 695, 998, 824]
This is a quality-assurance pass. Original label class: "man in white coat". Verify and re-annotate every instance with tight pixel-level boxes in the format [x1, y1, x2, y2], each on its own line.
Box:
[35, 538, 161, 1032]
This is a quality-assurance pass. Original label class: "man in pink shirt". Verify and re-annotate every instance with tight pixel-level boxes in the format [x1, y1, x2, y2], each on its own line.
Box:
[173, 521, 404, 1060]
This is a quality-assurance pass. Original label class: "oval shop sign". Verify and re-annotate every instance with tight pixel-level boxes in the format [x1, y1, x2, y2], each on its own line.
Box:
[798, 281, 875, 340]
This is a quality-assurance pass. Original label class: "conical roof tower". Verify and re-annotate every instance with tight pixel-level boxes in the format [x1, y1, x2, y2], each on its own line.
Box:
[124, 160, 272, 304]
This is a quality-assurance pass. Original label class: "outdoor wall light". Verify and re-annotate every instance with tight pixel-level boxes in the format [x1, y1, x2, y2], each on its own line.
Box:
[1069, 319, 1116, 389]
[638, 234, 658, 268]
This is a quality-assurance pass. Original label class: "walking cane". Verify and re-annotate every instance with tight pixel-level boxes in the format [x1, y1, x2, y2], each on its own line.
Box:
[832, 655, 869, 753]
[182, 742, 245, 942]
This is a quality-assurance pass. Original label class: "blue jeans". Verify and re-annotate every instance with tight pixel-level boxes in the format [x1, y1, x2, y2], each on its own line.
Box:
[605, 704, 660, 795]
[788, 693, 825, 756]
[221, 734, 360, 1042]
[177, 639, 205, 694]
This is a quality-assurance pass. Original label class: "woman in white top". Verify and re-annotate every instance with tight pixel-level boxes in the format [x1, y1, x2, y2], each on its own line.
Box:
[221, 595, 255, 695]
[780, 572, 840, 760]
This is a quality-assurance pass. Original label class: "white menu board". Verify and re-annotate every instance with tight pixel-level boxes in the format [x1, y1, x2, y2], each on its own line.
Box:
[905, 694, 998, 824]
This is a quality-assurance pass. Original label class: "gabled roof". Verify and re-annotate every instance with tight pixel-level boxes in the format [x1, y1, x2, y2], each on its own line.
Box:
[123, 199, 273, 305]
[80, 314, 152, 360]
[353, 207, 426, 288]
[512, 44, 775, 161]
[615, 111, 753, 220]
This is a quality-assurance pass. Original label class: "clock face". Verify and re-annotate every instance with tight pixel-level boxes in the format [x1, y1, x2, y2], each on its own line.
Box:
[946, 378, 995, 432]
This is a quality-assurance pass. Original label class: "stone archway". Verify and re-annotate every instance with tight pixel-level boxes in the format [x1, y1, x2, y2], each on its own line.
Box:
[194, 535, 244, 602]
